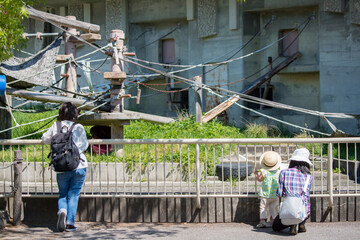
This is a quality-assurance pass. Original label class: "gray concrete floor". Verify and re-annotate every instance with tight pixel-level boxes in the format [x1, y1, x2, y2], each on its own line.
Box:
[0, 222, 358, 239]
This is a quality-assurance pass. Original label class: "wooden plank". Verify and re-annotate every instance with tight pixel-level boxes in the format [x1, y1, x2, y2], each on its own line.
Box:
[5, 88, 111, 112]
[56, 54, 72, 63]
[104, 72, 127, 80]
[26, 6, 100, 33]
[69, 33, 102, 44]
[202, 52, 302, 123]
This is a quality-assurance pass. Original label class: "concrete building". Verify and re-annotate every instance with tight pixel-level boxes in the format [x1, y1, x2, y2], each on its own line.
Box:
[20, 0, 360, 136]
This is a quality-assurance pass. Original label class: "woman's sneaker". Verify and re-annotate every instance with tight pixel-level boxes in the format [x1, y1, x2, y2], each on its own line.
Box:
[65, 225, 78, 232]
[289, 225, 297, 235]
[57, 212, 66, 232]
[298, 224, 306, 233]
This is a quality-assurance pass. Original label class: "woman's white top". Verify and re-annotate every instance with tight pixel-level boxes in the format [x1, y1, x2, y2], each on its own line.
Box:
[42, 120, 89, 170]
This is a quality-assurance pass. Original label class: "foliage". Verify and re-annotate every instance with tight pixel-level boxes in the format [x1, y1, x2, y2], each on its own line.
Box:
[243, 123, 268, 138]
[0, 0, 33, 62]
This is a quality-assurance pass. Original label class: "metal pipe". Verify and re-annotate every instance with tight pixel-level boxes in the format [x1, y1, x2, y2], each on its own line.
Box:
[23, 32, 59, 38]
[195, 144, 201, 209]
[328, 143, 334, 218]
[2, 137, 360, 145]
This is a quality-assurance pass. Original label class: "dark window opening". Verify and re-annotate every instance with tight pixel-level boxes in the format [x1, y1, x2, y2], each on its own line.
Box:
[279, 29, 299, 57]
[170, 89, 189, 111]
[247, 86, 273, 110]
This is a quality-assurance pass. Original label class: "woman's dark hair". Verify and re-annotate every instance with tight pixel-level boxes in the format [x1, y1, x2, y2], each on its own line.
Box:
[289, 160, 311, 175]
[59, 102, 79, 121]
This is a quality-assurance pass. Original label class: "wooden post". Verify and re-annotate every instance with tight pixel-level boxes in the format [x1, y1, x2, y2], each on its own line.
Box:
[65, 16, 77, 98]
[109, 30, 126, 157]
[109, 30, 125, 112]
[194, 76, 202, 124]
[0, 95, 11, 139]
[261, 56, 273, 110]
[13, 150, 23, 226]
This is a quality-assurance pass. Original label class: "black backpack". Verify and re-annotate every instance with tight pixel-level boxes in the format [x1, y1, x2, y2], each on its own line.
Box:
[48, 122, 82, 172]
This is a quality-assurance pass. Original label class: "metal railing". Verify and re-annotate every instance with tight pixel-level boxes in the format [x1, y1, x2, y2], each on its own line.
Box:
[1, 138, 360, 209]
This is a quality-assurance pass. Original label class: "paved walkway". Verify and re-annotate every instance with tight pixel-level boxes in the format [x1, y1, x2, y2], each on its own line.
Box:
[0, 222, 358, 239]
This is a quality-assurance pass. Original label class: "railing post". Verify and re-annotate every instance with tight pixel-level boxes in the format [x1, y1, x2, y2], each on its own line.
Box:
[13, 150, 23, 226]
[327, 143, 333, 219]
[195, 144, 201, 209]
[194, 76, 202, 125]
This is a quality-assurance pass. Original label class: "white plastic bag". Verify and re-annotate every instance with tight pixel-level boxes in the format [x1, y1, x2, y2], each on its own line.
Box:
[279, 175, 310, 225]
[279, 196, 307, 225]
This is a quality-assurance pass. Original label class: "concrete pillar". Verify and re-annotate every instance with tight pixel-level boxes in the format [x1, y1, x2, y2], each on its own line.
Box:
[229, 0, 239, 30]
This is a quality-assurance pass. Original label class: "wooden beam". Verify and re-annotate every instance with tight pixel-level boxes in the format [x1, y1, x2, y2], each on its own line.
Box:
[5, 88, 111, 112]
[69, 33, 102, 44]
[26, 7, 100, 33]
[56, 54, 73, 63]
[104, 72, 127, 80]
[202, 52, 302, 123]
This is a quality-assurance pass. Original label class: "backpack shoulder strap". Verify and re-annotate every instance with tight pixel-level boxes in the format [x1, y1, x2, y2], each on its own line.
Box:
[56, 121, 62, 134]
[302, 174, 311, 194]
[68, 123, 78, 133]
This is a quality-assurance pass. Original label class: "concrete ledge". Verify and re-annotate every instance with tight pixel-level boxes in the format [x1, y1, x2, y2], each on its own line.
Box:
[3, 196, 358, 225]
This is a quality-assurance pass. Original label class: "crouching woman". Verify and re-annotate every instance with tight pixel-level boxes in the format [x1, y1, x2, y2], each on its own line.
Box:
[272, 148, 313, 235]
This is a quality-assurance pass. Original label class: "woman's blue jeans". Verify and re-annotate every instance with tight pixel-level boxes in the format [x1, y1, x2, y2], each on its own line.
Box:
[56, 168, 86, 225]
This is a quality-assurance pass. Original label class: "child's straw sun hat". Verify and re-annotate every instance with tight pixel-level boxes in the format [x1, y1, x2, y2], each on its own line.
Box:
[259, 151, 281, 171]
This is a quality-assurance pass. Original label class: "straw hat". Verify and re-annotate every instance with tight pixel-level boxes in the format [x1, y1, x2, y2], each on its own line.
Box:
[288, 148, 313, 166]
[259, 151, 281, 171]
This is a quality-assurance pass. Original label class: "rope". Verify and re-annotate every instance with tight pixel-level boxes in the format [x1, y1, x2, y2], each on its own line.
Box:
[123, 53, 357, 121]
[74, 56, 109, 73]
[205, 86, 331, 136]
[0, 162, 16, 170]
[25, 6, 356, 123]
[137, 24, 180, 50]
[13, 92, 110, 139]
[124, 62, 190, 94]
[125, 17, 308, 77]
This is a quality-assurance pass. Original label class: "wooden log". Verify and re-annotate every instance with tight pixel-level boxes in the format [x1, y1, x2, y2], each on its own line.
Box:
[26, 7, 100, 33]
[124, 52, 136, 56]
[194, 76, 203, 124]
[65, 16, 77, 98]
[201, 52, 302, 123]
[0, 96, 11, 139]
[13, 150, 23, 226]
[5, 88, 111, 112]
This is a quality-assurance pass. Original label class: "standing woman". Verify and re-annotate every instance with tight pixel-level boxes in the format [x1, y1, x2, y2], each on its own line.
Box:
[272, 148, 313, 235]
[42, 102, 88, 232]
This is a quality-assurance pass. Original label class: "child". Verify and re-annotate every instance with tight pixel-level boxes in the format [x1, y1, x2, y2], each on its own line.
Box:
[254, 151, 281, 228]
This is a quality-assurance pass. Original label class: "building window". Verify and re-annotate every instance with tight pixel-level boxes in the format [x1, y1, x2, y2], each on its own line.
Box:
[170, 89, 189, 111]
[161, 39, 175, 64]
[247, 86, 273, 110]
[279, 29, 299, 57]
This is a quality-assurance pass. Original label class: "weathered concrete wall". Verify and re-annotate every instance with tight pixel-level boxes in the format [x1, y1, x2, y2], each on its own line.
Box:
[128, 0, 186, 23]
[16, 0, 360, 136]
[319, 2, 360, 135]
[239, 6, 321, 132]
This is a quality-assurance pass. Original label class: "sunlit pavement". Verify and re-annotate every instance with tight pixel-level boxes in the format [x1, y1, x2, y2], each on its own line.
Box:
[0, 222, 358, 239]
